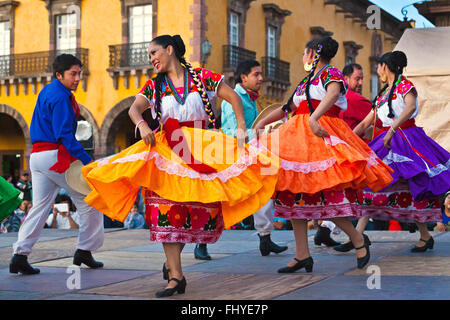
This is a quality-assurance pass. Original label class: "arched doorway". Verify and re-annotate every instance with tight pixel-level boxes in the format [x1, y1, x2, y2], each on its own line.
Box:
[99, 96, 139, 157]
[77, 103, 100, 159]
[0, 104, 31, 183]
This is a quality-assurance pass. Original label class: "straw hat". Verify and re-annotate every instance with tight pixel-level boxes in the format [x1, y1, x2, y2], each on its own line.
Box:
[251, 103, 283, 130]
[65, 160, 91, 196]
[75, 121, 93, 141]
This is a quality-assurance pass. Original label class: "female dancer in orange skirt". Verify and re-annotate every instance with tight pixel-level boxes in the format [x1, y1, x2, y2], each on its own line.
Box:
[82, 35, 279, 297]
[253, 36, 393, 272]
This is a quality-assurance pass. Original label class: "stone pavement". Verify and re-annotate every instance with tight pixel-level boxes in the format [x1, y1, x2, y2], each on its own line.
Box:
[1, 229, 450, 300]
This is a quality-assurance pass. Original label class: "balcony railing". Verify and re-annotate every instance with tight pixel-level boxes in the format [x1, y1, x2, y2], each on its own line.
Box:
[261, 56, 290, 85]
[108, 42, 151, 69]
[0, 48, 89, 77]
[222, 45, 256, 71]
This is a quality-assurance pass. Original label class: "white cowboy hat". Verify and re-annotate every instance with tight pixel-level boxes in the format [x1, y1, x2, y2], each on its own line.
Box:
[75, 121, 93, 141]
[65, 160, 91, 196]
[251, 103, 283, 130]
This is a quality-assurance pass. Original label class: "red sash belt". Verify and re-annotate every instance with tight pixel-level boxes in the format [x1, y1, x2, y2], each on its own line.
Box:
[31, 142, 77, 173]
[374, 119, 436, 168]
[373, 118, 416, 138]
[164, 118, 216, 174]
[295, 99, 341, 118]
[179, 120, 207, 129]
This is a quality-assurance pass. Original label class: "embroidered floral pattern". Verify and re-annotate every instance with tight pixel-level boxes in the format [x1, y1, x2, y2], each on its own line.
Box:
[274, 188, 362, 219]
[144, 190, 223, 243]
[320, 67, 347, 91]
[396, 76, 415, 98]
[362, 187, 442, 223]
[137, 68, 223, 103]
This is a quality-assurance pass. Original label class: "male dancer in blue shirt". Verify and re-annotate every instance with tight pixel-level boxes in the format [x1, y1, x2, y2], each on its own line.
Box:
[220, 59, 288, 256]
[10, 54, 104, 274]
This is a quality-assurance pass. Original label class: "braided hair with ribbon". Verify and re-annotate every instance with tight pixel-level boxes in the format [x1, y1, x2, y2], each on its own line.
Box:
[377, 51, 408, 119]
[281, 36, 338, 116]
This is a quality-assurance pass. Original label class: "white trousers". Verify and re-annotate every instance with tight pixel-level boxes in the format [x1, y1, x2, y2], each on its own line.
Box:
[253, 199, 274, 236]
[13, 150, 104, 255]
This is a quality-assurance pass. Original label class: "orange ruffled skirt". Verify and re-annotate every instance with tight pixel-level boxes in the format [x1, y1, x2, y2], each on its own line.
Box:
[252, 107, 393, 220]
[255, 113, 393, 195]
[82, 126, 279, 229]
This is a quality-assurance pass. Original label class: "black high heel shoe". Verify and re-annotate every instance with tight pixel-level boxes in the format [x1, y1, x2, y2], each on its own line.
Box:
[411, 236, 434, 252]
[162, 262, 170, 281]
[155, 277, 187, 298]
[314, 226, 341, 247]
[277, 257, 314, 273]
[334, 233, 372, 252]
[355, 236, 371, 269]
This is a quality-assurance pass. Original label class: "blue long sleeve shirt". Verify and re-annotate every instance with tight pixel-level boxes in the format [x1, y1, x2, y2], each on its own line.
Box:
[220, 83, 258, 141]
[30, 78, 92, 165]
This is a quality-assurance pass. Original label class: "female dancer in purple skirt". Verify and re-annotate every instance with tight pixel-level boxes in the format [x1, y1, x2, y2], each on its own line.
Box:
[354, 51, 450, 252]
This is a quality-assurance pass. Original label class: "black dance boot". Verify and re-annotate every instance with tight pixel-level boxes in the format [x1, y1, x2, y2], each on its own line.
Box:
[314, 226, 341, 247]
[258, 234, 288, 256]
[9, 254, 40, 275]
[194, 244, 211, 260]
[73, 249, 104, 268]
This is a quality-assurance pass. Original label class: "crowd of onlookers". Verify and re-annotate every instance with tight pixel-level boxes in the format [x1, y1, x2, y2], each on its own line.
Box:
[1, 171, 149, 233]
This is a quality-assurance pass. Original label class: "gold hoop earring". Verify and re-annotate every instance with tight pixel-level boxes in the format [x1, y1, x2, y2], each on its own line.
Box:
[304, 62, 313, 72]
[380, 74, 387, 83]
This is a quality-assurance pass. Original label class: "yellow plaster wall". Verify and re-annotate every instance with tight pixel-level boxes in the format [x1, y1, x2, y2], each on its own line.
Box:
[13, 0, 49, 54]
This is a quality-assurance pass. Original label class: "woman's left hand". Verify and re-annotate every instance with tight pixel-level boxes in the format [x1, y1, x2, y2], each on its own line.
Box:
[308, 117, 329, 138]
[236, 125, 248, 148]
[383, 129, 394, 149]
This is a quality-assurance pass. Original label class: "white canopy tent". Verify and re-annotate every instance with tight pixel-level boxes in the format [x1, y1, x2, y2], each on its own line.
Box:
[394, 27, 450, 150]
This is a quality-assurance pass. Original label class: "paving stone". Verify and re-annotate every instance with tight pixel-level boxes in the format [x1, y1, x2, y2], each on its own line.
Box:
[276, 275, 450, 300]
[79, 271, 327, 300]
[345, 256, 450, 276]
[34, 251, 229, 270]
[1, 229, 448, 300]
[46, 293, 152, 300]
[0, 266, 152, 294]
[0, 290, 51, 300]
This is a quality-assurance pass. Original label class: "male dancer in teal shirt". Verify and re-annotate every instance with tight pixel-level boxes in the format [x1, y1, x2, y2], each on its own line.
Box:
[216, 60, 287, 256]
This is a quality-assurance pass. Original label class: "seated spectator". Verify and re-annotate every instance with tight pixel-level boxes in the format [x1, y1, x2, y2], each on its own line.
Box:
[46, 194, 80, 229]
[3, 173, 14, 186]
[124, 202, 146, 229]
[1, 200, 31, 233]
[436, 190, 450, 232]
[14, 200, 29, 221]
[16, 171, 32, 201]
[274, 216, 288, 230]
[0, 219, 7, 233]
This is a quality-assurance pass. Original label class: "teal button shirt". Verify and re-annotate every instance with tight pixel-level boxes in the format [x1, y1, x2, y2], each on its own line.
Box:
[220, 83, 258, 141]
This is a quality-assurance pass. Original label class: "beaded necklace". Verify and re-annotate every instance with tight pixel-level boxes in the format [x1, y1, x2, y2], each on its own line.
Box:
[165, 68, 190, 105]
[376, 76, 402, 110]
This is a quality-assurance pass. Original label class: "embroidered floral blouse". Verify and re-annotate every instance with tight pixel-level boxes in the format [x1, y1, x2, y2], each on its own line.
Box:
[293, 65, 348, 111]
[374, 75, 418, 127]
[137, 68, 224, 124]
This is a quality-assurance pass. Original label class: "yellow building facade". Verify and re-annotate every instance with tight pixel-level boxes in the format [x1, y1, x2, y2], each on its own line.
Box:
[0, 0, 406, 179]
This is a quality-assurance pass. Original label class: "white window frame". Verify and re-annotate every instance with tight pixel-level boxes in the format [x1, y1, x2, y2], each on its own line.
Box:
[267, 25, 276, 58]
[129, 4, 153, 44]
[56, 13, 77, 51]
[229, 12, 239, 47]
[0, 21, 10, 56]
